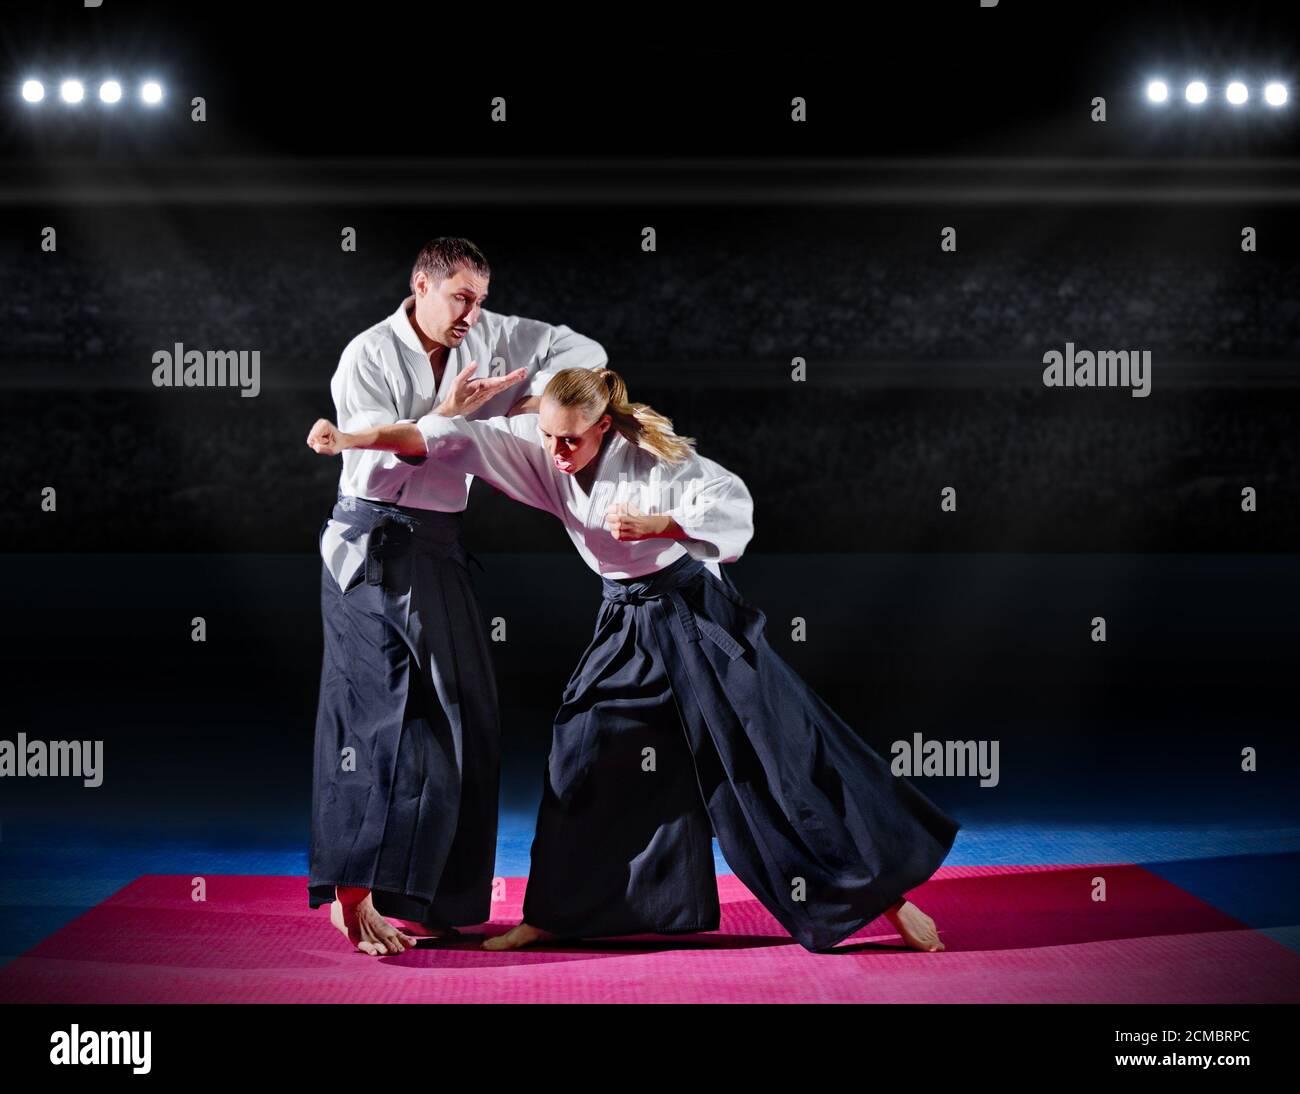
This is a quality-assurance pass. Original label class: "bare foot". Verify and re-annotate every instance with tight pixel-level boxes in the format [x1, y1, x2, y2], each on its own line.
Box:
[883, 899, 945, 952]
[332, 887, 418, 956]
[481, 921, 558, 951]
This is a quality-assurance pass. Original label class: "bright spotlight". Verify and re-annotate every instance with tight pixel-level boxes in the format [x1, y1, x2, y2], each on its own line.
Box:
[140, 80, 163, 105]
[1264, 82, 1288, 106]
[1225, 81, 1248, 105]
[21, 79, 44, 103]
[99, 80, 123, 104]
[1146, 79, 1169, 103]
[60, 79, 85, 104]
[1184, 81, 1208, 104]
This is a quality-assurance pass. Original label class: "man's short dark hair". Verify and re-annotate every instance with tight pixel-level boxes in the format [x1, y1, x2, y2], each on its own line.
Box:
[410, 237, 491, 291]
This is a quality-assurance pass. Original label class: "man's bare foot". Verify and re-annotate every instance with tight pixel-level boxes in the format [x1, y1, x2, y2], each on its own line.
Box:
[481, 922, 558, 951]
[331, 887, 418, 956]
[883, 899, 945, 952]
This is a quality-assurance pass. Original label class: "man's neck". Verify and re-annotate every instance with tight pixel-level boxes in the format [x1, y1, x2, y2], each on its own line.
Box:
[408, 301, 449, 367]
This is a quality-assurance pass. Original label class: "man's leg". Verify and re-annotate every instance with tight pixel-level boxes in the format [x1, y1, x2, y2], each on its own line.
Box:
[331, 887, 417, 955]
[366, 540, 501, 931]
[308, 553, 463, 952]
[308, 561, 419, 953]
[309, 528, 502, 948]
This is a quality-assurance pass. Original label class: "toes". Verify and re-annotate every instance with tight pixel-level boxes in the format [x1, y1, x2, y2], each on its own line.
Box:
[371, 925, 416, 953]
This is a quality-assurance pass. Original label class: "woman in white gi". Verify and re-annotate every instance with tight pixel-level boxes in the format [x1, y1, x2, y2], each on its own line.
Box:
[306, 367, 960, 953]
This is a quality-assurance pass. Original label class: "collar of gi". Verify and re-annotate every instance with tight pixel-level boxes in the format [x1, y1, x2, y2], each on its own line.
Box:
[390, 295, 437, 358]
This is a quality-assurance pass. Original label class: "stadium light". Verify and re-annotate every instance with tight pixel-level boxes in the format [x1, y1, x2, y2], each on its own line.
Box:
[1184, 80, 1208, 104]
[1225, 81, 1248, 105]
[1264, 82, 1288, 106]
[19, 71, 176, 111]
[1146, 79, 1169, 103]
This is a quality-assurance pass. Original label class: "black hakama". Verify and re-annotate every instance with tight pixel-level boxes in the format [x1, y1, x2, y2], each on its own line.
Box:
[522, 552, 961, 952]
[308, 496, 500, 927]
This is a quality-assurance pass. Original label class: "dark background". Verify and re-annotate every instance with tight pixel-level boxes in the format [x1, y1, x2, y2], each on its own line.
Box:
[3, 0, 1298, 158]
[1, 0, 1297, 833]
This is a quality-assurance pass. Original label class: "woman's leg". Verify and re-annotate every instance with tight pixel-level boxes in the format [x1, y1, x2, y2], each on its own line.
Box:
[649, 569, 961, 952]
[487, 604, 719, 949]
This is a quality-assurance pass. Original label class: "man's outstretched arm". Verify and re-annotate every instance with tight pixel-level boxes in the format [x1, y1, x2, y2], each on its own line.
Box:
[504, 323, 607, 416]
[507, 395, 541, 416]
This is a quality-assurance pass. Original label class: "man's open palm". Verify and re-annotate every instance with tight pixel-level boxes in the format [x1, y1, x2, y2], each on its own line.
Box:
[439, 362, 529, 417]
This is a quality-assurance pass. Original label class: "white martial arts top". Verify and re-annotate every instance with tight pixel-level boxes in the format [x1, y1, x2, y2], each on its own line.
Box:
[322, 297, 606, 588]
[413, 412, 755, 580]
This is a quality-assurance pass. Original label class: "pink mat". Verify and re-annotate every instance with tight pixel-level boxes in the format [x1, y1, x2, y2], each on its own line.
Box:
[3, 866, 1297, 1003]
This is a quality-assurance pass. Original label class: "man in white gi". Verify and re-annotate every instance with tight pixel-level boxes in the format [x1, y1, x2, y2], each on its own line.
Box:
[308, 237, 606, 955]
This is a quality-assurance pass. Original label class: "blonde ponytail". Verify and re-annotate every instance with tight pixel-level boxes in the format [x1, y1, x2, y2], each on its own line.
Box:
[540, 367, 696, 464]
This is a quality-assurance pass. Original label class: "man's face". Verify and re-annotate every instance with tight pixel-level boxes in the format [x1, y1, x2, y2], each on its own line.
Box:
[537, 398, 611, 475]
[412, 265, 489, 349]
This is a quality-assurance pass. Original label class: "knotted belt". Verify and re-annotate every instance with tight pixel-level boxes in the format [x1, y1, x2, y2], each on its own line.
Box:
[331, 494, 485, 586]
[550, 552, 758, 806]
[600, 554, 750, 662]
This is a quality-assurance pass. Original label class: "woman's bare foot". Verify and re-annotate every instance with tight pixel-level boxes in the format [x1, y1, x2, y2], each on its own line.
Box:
[331, 887, 418, 956]
[481, 921, 558, 951]
[883, 898, 945, 952]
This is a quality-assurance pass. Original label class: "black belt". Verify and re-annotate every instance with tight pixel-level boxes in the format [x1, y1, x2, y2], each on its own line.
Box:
[331, 494, 485, 584]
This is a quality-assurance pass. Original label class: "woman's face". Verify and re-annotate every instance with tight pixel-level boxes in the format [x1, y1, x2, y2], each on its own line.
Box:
[537, 397, 611, 475]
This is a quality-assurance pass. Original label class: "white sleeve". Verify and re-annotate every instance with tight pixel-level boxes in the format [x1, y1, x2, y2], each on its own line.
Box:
[663, 453, 755, 563]
[333, 345, 423, 495]
[415, 412, 560, 517]
[527, 323, 608, 397]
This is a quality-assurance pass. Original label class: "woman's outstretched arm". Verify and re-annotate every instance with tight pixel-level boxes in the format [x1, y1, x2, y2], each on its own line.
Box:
[307, 360, 529, 456]
[307, 418, 425, 457]
[310, 411, 559, 518]
[308, 392, 561, 519]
